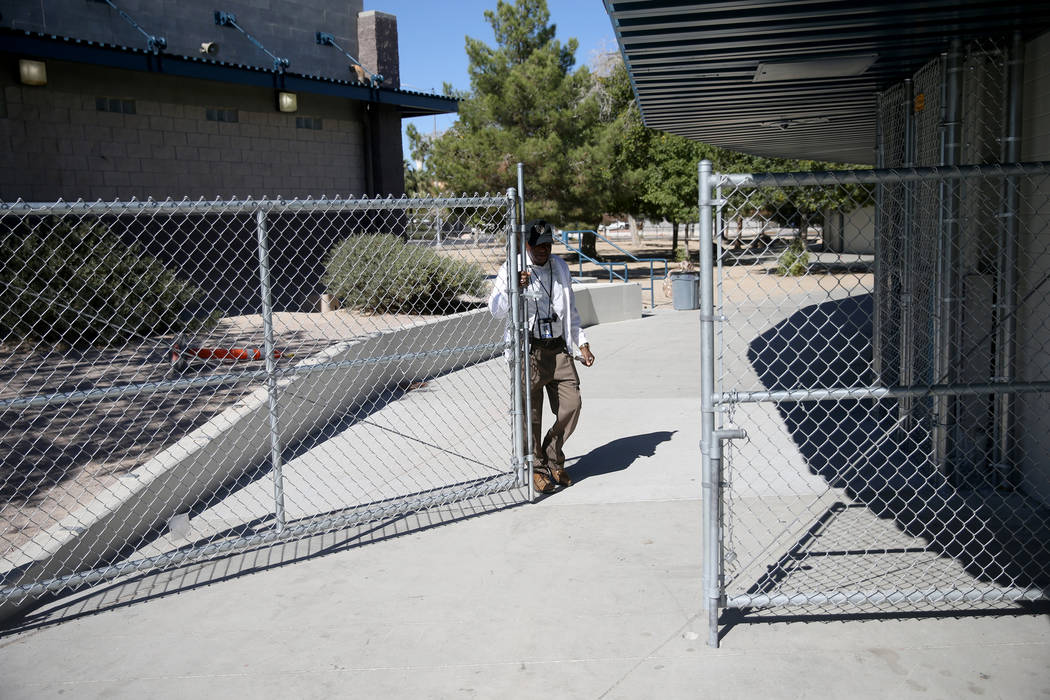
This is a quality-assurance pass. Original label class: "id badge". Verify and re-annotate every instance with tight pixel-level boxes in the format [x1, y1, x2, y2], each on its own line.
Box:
[538, 319, 554, 339]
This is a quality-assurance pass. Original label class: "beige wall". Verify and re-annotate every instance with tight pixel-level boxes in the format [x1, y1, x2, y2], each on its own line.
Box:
[0, 60, 369, 201]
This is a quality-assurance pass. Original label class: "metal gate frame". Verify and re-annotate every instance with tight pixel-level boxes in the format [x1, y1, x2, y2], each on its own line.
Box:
[2, 192, 528, 620]
[698, 160, 1050, 648]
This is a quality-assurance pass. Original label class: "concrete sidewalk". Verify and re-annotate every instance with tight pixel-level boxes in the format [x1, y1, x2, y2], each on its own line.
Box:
[1, 311, 1048, 699]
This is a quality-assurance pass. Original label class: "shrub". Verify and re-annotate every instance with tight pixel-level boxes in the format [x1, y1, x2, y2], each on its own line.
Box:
[0, 218, 215, 347]
[776, 238, 810, 276]
[323, 233, 487, 314]
[673, 246, 690, 263]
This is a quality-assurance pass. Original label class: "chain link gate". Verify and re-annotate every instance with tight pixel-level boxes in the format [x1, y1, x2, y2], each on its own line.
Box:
[1, 192, 528, 621]
[699, 161, 1050, 647]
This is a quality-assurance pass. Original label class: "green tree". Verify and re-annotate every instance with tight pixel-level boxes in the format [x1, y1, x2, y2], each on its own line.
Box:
[417, 0, 630, 259]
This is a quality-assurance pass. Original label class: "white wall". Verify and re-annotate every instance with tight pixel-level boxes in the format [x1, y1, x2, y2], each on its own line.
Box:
[823, 206, 876, 255]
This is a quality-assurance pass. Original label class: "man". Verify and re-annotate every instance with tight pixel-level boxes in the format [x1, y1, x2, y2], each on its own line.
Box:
[488, 219, 595, 494]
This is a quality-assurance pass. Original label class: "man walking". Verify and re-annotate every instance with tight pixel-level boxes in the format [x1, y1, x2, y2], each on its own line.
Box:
[489, 219, 595, 494]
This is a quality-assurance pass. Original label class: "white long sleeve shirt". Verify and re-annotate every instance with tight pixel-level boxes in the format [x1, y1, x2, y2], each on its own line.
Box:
[488, 253, 588, 357]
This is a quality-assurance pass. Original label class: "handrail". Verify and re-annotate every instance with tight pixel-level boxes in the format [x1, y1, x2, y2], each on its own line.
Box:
[560, 230, 669, 309]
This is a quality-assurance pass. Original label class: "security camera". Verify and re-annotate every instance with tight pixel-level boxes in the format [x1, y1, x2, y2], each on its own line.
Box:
[200, 42, 219, 56]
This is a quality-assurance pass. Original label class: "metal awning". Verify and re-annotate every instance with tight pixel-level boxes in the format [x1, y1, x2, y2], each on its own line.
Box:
[0, 29, 457, 119]
[604, 1, 1050, 164]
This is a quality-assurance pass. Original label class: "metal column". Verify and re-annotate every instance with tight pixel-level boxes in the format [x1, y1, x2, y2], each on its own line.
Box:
[255, 207, 286, 532]
[899, 79, 916, 425]
[993, 31, 1025, 484]
[933, 40, 963, 473]
[698, 160, 719, 647]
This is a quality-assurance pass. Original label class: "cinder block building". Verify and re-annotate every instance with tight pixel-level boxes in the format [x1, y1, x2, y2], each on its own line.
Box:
[0, 0, 455, 200]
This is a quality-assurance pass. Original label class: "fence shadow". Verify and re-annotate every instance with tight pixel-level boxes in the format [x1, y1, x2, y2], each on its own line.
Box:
[0, 485, 527, 637]
[744, 293, 1050, 596]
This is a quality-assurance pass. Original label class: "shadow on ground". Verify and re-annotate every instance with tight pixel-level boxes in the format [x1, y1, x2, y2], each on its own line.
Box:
[725, 292, 1050, 631]
[566, 431, 675, 483]
[0, 485, 527, 637]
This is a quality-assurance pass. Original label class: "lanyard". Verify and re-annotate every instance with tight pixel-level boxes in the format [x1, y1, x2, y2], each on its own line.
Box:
[533, 262, 555, 319]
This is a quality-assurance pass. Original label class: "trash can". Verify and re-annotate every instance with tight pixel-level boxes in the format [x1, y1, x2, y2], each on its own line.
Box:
[671, 272, 700, 310]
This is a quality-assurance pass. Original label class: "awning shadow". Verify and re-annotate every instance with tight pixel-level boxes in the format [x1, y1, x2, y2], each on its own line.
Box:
[745, 293, 1050, 592]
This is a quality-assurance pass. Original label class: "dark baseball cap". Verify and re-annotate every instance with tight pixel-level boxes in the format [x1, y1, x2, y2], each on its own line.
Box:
[526, 219, 554, 246]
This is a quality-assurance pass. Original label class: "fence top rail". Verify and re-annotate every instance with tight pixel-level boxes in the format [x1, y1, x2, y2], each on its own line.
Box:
[0, 195, 512, 216]
[715, 161, 1050, 188]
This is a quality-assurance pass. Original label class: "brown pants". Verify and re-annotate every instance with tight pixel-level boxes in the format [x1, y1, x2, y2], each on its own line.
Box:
[528, 341, 582, 474]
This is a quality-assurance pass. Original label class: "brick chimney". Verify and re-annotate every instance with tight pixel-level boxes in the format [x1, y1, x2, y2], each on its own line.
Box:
[357, 10, 399, 89]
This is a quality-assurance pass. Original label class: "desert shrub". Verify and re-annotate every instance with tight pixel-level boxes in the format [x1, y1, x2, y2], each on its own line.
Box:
[0, 218, 215, 347]
[323, 233, 487, 314]
[776, 238, 810, 276]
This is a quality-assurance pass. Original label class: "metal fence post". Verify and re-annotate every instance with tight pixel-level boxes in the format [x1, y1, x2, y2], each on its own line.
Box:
[517, 163, 536, 502]
[698, 159, 720, 647]
[255, 206, 286, 532]
[507, 189, 526, 489]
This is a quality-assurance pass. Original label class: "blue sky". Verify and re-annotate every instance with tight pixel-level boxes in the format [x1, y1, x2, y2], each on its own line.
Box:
[366, 0, 619, 160]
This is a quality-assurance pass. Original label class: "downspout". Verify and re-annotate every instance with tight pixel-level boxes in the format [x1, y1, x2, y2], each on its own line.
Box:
[362, 104, 375, 196]
[933, 40, 964, 475]
[992, 31, 1024, 486]
[873, 99, 885, 382]
[899, 78, 915, 426]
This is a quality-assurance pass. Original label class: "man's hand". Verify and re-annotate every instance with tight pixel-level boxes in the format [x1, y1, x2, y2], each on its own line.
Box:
[518, 270, 530, 289]
[580, 344, 595, 367]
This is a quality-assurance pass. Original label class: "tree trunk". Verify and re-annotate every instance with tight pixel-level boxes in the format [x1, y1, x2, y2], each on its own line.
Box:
[629, 214, 641, 246]
[671, 221, 679, 255]
[797, 214, 809, 249]
[582, 230, 599, 260]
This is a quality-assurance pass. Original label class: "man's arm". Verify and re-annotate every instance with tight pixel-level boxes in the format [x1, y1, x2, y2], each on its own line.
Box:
[558, 258, 594, 367]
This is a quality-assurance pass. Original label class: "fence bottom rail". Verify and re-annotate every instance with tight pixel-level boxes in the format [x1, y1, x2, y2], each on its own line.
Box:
[1, 473, 519, 605]
[726, 586, 1048, 609]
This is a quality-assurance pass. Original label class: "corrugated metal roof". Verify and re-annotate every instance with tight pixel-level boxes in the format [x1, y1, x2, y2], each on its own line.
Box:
[604, 1, 1050, 164]
[0, 29, 457, 118]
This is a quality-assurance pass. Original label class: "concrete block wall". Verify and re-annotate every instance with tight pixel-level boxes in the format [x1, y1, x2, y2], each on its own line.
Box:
[0, 61, 367, 201]
[2, 0, 364, 82]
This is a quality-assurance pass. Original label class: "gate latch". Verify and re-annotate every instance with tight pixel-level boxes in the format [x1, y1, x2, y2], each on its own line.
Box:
[711, 427, 746, 459]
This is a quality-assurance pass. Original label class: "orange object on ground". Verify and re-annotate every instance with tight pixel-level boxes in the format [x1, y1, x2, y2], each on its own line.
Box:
[169, 342, 289, 368]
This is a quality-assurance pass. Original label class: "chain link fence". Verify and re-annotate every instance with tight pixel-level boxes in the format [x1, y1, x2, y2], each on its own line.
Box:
[699, 163, 1050, 646]
[1, 194, 523, 619]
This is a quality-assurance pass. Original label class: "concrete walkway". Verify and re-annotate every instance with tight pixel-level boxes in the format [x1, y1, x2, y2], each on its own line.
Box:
[1, 311, 1048, 699]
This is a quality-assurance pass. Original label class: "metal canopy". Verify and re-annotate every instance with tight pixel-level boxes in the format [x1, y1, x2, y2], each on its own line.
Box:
[0, 29, 457, 119]
[604, 1, 1050, 164]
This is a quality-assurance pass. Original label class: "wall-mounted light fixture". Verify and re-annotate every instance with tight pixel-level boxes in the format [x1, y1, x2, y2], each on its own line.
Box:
[200, 42, 219, 56]
[277, 91, 298, 113]
[754, 55, 877, 83]
[19, 59, 47, 86]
